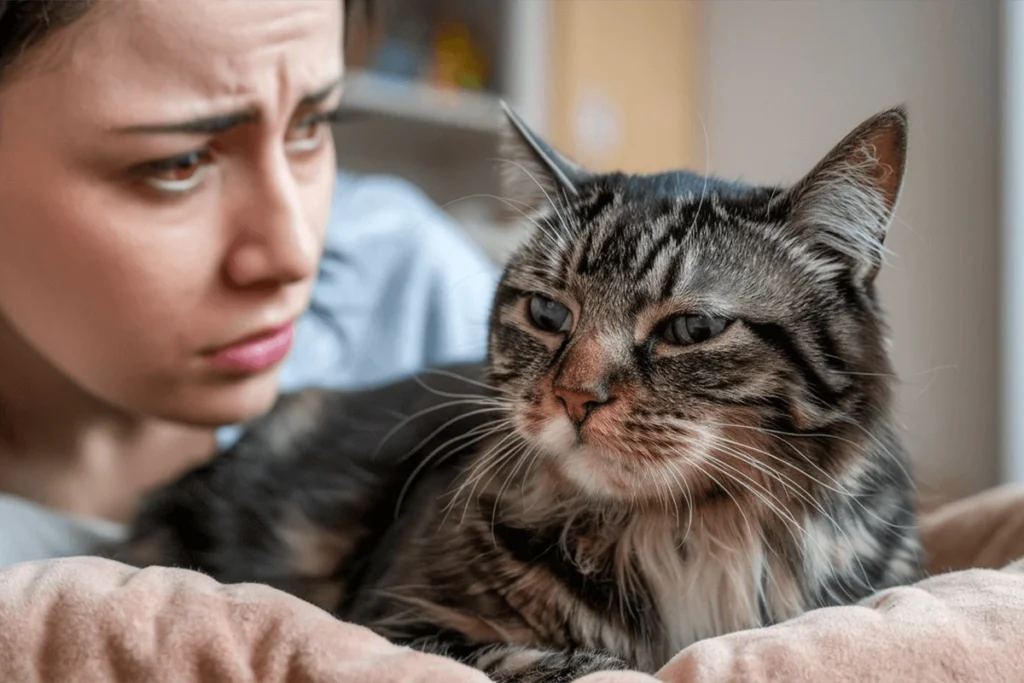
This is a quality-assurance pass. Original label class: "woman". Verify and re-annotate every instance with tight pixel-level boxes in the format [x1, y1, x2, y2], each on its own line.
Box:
[0, 1, 511, 680]
[0, 0, 496, 564]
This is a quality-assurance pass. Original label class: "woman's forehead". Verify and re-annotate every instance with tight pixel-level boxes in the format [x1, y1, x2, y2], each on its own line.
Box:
[9, 0, 344, 128]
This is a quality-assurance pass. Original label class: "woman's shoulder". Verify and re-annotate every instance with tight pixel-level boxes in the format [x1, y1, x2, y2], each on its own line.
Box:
[325, 171, 499, 276]
[0, 493, 126, 567]
[282, 172, 498, 390]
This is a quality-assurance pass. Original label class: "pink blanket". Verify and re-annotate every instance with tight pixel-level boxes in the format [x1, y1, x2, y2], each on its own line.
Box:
[4, 485, 1024, 683]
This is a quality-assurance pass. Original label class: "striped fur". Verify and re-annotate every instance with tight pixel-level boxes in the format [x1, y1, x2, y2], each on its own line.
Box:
[114, 106, 923, 681]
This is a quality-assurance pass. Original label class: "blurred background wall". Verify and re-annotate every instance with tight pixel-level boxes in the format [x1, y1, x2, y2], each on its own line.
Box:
[337, 0, 1007, 504]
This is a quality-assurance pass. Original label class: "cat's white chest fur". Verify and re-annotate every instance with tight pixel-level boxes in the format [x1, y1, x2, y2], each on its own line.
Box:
[532, 420, 814, 659]
[620, 516, 809, 661]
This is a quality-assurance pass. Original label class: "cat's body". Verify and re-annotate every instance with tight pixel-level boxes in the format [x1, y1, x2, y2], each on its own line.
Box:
[116, 105, 924, 681]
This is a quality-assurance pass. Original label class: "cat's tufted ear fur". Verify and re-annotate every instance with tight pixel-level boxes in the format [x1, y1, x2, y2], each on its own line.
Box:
[785, 106, 908, 284]
[497, 101, 593, 212]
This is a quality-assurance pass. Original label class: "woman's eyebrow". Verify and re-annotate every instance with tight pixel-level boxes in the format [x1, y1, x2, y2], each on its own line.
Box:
[300, 78, 343, 107]
[113, 78, 344, 135]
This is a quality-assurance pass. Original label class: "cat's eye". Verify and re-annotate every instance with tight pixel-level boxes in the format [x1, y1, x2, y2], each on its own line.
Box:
[661, 314, 730, 346]
[528, 294, 573, 333]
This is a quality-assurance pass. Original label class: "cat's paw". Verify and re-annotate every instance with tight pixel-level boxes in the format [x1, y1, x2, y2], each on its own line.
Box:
[480, 646, 629, 683]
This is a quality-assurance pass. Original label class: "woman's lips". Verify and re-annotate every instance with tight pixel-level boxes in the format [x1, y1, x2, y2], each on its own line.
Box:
[206, 321, 295, 374]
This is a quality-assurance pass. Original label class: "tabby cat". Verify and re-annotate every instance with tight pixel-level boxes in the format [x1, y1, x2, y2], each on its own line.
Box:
[115, 104, 924, 681]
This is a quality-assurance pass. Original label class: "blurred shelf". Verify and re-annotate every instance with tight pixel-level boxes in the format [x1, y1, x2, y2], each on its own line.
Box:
[341, 69, 503, 134]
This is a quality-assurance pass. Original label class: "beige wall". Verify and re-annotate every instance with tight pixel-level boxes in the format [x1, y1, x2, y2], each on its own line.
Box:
[699, 0, 1001, 500]
[548, 0, 699, 173]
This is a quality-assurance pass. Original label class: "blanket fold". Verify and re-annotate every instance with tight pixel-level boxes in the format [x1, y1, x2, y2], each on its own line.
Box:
[650, 562, 1024, 683]
[3, 484, 1024, 683]
[0, 556, 489, 683]
[920, 483, 1024, 573]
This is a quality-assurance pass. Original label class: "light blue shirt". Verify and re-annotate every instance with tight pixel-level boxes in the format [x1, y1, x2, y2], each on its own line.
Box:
[1, 171, 501, 565]
[286, 171, 498, 385]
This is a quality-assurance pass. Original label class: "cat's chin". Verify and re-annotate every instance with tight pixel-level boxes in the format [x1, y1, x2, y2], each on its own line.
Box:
[530, 417, 667, 502]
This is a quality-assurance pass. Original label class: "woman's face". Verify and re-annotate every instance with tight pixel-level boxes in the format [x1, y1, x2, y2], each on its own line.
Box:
[0, 0, 343, 426]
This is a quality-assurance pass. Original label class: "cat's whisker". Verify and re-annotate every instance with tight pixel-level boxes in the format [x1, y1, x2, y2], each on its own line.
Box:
[479, 444, 532, 539]
[395, 405, 512, 465]
[701, 424, 858, 496]
[445, 430, 526, 527]
[699, 433, 842, 520]
[834, 415, 915, 488]
[822, 360, 958, 383]
[639, 449, 684, 524]
[370, 395, 509, 461]
[487, 444, 536, 544]
[677, 449, 757, 543]
[829, 370, 898, 378]
[643, 459, 671, 519]
[454, 430, 522, 498]
[411, 374, 514, 403]
[699, 444, 857, 590]
[729, 399, 909, 488]
[694, 417, 895, 503]
[664, 458, 697, 545]
[519, 444, 546, 503]
[491, 440, 537, 536]
[699, 419, 917, 532]
[701, 431, 847, 511]
[710, 451, 850, 557]
[394, 417, 514, 517]
[658, 466, 678, 521]
[713, 440, 897, 552]
[685, 111, 712, 236]
[697, 452, 802, 539]
[659, 459, 686, 526]
[696, 454, 831, 584]
[707, 443, 830, 532]
[442, 193, 564, 249]
[417, 367, 509, 397]
[492, 157, 574, 240]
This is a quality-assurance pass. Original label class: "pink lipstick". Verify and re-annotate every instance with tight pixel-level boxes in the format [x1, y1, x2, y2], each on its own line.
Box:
[207, 322, 295, 374]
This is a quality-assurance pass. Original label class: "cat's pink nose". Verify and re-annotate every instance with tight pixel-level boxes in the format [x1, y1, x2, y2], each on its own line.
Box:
[553, 387, 610, 424]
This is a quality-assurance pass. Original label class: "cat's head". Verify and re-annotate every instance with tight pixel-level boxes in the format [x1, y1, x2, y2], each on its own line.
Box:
[487, 103, 907, 506]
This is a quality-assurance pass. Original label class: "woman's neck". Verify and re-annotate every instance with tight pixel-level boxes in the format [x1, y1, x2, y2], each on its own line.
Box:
[0, 418, 217, 524]
[0, 319, 218, 523]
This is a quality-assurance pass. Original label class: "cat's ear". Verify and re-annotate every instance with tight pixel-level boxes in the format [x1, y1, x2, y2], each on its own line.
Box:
[785, 106, 908, 284]
[498, 100, 592, 211]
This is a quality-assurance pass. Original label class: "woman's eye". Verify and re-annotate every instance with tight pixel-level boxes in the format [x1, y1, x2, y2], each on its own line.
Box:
[528, 294, 573, 333]
[141, 150, 213, 194]
[285, 112, 332, 154]
[662, 314, 730, 346]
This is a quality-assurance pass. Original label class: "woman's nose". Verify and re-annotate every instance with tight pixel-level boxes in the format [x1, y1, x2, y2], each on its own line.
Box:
[223, 161, 320, 290]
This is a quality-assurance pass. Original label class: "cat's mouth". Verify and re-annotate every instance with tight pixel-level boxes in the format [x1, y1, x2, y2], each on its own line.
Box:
[517, 393, 615, 448]
[516, 390, 649, 470]
[512, 393, 738, 502]
[525, 415, 687, 499]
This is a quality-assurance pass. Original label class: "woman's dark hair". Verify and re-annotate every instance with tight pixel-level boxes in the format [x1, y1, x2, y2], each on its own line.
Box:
[0, 0, 92, 79]
[0, 0, 371, 81]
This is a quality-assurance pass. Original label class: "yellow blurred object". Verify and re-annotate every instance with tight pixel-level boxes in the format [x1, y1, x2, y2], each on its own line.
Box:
[429, 20, 488, 91]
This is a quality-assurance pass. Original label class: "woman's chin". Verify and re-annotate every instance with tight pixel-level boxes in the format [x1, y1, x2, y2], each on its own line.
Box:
[133, 370, 285, 428]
